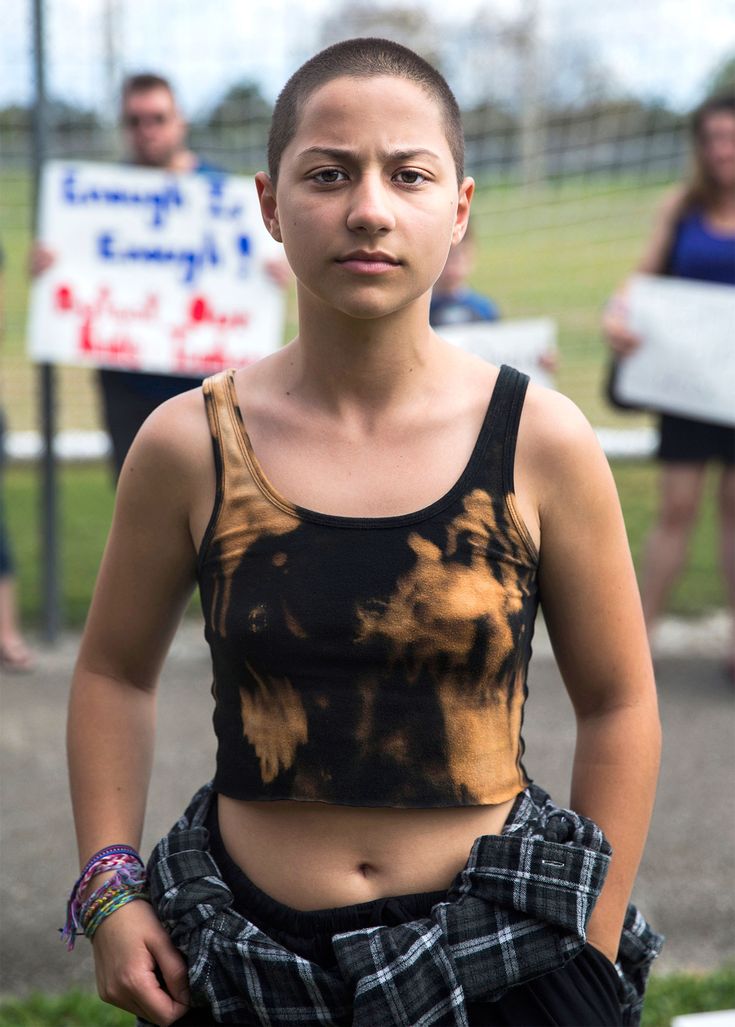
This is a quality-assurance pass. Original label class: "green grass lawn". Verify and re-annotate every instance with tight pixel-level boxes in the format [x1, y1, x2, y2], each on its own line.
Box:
[3, 169, 666, 430]
[3, 456, 726, 628]
[1, 168, 728, 625]
[1, 965, 734, 1027]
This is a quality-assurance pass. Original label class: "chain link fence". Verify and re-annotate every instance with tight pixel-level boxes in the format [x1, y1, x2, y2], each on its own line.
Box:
[2, 0, 734, 444]
[3, 1, 733, 440]
[1, 0, 733, 632]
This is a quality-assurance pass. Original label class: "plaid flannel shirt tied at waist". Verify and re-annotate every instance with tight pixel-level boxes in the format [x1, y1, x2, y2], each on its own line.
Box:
[144, 783, 663, 1026]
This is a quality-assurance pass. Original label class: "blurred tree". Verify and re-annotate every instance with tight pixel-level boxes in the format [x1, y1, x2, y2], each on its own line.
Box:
[541, 36, 624, 112]
[705, 52, 735, 97]
[190, 80, 271, 173]
[0, 100, 104, 162]
[318, 0, 443, 70]
[0, 104, 30, 131]
[204, 80, 271, 128]
[0, 99, 100, 133]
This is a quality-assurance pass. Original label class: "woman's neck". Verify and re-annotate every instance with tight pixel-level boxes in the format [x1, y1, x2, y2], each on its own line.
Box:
[284, 288, 448, 421]
[705, 184, 735, 216]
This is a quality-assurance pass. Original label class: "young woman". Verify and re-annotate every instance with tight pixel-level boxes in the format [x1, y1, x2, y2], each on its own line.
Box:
[66, 39, 662, 1027]
[603, 94, 735, 677]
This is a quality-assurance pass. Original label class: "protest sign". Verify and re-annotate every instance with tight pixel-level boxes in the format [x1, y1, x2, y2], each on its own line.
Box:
[615, 274, 735, 427]
[437, 318, 557, 388]
[27, 160, 286, 376]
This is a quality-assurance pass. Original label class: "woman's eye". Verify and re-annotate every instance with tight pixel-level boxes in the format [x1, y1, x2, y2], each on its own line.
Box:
[312, 169, 347, 184]
[394, 170, 426, 185]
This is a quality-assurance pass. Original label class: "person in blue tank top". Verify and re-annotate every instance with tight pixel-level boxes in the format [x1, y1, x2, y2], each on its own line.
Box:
[603, 94, 735, 681]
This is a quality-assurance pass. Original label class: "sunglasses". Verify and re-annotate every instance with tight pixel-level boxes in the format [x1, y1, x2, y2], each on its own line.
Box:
[123, 112, 171, 129]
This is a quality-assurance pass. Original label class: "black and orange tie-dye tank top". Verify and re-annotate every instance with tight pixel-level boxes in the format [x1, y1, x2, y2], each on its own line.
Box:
[198, 365, 539, 808]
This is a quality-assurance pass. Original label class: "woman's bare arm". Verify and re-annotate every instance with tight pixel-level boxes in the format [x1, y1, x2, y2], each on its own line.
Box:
[67, 391, 212, 1023]
[527, 388, 662, 962]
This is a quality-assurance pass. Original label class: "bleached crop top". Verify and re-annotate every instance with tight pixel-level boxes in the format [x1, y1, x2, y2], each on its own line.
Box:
[197, 364, 539, 808]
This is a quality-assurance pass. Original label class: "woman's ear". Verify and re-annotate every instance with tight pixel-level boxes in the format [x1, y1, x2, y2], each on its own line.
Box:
[255, 172, 282, 242]
[452, 176, 475, 245]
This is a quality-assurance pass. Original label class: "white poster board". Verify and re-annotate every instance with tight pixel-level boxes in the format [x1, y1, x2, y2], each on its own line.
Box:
[437, 318, 557, 389]
[616, 274, 735, 427]
[27, 160, 286, 376]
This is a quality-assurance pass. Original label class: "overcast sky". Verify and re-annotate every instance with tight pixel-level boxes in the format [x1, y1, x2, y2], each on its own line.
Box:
[3, 0, 734, 115]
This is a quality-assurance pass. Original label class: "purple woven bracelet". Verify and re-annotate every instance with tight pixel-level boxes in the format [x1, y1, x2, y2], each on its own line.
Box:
[62, 844, 145, 951]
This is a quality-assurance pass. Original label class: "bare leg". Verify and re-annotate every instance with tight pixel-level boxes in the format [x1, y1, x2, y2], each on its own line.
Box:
[639, 463, 708, 635]
[0, 575, 35, 672]
[716, 466, 735, 673]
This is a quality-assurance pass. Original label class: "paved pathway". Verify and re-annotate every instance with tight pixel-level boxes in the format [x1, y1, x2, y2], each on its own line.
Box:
[1, 613, 733, 999]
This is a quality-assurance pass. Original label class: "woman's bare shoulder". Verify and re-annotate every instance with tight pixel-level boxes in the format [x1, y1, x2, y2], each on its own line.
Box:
[653, 183, 689, 225]
[119, 385, 213, 496]
[521, 382, 597, 451]
[518, 383, 609, 497]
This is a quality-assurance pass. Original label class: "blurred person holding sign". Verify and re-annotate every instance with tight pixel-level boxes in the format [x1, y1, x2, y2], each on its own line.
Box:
[30, 73, 290, 477]
[429, 223, 501, 325]
[65, 39, 661, 1027]
[602, 94, 735, 678]
[431, 227, 558, 381]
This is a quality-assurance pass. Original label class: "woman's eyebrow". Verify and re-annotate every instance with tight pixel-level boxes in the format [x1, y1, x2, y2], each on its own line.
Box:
[296, 145, 442, 163]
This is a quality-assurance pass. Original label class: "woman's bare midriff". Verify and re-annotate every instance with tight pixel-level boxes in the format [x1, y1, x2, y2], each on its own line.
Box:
[217, 793, 518, 910]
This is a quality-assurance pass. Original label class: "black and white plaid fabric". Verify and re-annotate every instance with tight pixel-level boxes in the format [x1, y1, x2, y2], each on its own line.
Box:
[138, 783, 662, 1026]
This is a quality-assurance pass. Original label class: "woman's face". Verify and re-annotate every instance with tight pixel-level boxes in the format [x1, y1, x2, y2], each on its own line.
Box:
[257, 75, 473, 322]
[698, 111, 735, 191]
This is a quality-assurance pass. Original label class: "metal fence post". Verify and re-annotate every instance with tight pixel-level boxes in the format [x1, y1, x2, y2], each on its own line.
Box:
[31, 0, 60, 642]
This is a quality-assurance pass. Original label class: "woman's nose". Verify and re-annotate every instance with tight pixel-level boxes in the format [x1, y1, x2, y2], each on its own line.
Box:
[345, 175, 396, 234]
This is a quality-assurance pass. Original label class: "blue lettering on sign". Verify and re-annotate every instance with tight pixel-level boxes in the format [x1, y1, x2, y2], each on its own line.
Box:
[236, 235, 252, 277]
[206, 174, 243, 220]
[62, 168, 185, 229]
[95, 230, 221, 285]
[97, 232, 116, 259]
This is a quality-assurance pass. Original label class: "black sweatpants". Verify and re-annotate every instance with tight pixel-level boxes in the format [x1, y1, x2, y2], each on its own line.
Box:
[168, 805, 623, 1027]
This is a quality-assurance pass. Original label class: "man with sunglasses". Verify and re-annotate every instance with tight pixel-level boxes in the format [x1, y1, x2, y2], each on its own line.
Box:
[119, 73, 213, 175]
[31, 74, 288, 478]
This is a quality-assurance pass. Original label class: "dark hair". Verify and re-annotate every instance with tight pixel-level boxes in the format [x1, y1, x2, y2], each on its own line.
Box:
[683, 93, 735, 211]
[121, 73, 176, 106]
[267, 37, 464, 185]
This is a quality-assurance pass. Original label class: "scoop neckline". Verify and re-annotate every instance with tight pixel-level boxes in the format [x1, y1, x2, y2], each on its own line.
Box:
[695, 210, 735, 241]
[224, 367, 507, 530]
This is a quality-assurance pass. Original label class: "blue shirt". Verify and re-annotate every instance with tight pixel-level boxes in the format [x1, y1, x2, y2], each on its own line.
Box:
[430, 288, 500, 327]
[669, 209, 735, 286]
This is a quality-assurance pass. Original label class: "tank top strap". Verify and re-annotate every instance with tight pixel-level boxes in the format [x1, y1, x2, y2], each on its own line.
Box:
[483, 363, 531, 497]
[201, 368, 249, 492]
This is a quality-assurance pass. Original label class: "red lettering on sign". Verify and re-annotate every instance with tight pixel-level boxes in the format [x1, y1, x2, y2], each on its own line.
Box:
[56, 284, 74, 311]
[77, 313, 140, 366]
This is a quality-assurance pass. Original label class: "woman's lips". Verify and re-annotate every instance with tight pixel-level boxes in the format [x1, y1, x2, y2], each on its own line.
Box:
[336, 254, 401, 275]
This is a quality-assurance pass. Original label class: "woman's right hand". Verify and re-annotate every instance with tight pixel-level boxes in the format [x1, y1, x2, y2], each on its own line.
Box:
[602, 288, 642, 357]
[91, 898, 191, 1026]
